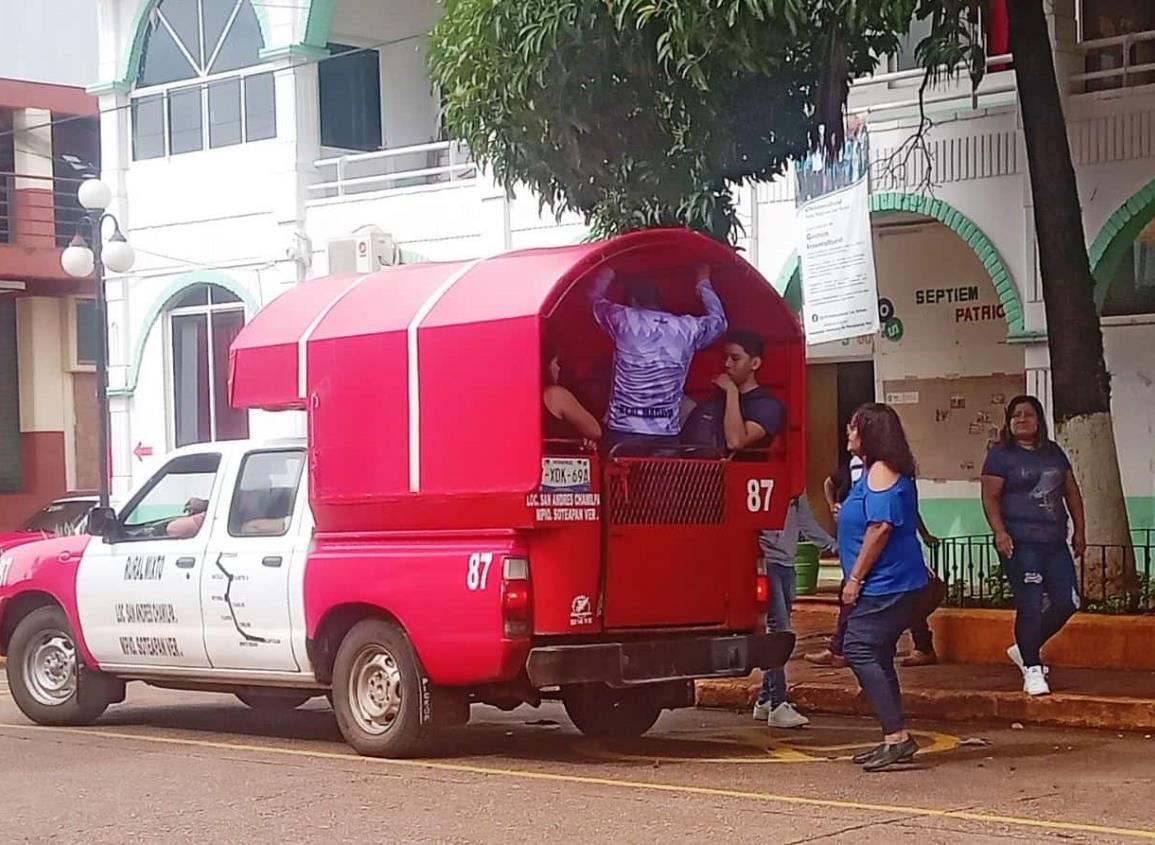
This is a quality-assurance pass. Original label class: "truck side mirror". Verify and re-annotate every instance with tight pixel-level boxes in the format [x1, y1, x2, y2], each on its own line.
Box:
[85, 507, 120, 540]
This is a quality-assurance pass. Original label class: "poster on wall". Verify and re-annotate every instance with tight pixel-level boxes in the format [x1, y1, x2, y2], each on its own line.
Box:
[795, 118, 881, 345]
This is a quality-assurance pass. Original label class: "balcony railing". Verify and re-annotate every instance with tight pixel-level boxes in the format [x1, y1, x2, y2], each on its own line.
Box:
[846, 27, 1155, 119]
[1073, 28, 1155, 91]
[309, 140, 478, 201]
[847, 53, 1016, 119]
[0, 170, 87, 248]
[0, 174, 10, 245]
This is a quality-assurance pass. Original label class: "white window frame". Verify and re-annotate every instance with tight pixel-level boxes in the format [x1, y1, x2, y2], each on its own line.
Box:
[164, 290, 247, 450]
[65, 295, 97, 373]
[129, 0, 277, 161]
[131, 63, 278, 161]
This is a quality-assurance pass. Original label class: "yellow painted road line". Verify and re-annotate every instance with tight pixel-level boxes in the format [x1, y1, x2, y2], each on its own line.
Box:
[575, 728, 960, 765]
[1, 722, 1152, 841]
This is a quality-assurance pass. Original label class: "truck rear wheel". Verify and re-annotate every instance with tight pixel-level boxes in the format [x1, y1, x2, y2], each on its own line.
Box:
[332, 618, 430, 758]
[7, 606, 111, 726]
[562, 683, 663, 738]
[235, 690, 315, 711]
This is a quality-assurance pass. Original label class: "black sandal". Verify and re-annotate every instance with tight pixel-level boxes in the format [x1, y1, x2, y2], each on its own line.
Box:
[852, 743, 884, 764]
[862, 737, 919, 771]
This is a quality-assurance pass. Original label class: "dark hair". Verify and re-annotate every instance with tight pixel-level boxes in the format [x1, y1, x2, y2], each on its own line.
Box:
[1001, 394, 1049, 447]
[724, 329, 765, 359]
[624, 277, 663, 310]
[850, 402, 917, 478]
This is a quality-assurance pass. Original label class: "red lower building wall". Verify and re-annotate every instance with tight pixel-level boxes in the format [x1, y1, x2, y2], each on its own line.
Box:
[0, 431, 66, 530]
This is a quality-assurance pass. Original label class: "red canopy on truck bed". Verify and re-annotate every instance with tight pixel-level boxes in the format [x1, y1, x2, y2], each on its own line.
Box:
[229, 228, 804, 525]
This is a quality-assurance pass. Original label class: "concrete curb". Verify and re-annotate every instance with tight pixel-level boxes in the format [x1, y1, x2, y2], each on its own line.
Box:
[792, 599, 1155, 672]
[695, 677, 1155, 732]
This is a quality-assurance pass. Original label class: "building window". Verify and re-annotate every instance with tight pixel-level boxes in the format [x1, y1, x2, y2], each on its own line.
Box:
[74, 298, 99, 368]
[168, 85, 205, 154]
[1102, 219, 1155, 317]
[319, 43, 382, 151]
[208, 78, 242, 148]
[244, 72, 277, 142]
[131, 0, 274, 160]
[167, 283, 249, 447]
[132, 95, 167, 160]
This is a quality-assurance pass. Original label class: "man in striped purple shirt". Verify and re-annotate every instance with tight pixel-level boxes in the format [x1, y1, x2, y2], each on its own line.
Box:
[590, 264, 727, 453]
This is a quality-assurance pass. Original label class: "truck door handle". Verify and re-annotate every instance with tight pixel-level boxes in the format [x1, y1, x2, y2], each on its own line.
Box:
[262, 556, 283, 568]
[175, 557, 197, 569]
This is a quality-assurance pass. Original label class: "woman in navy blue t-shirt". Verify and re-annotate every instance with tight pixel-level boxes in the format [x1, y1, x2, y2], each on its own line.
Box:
[981, 395, 1085, 698]
[839, 403, 928, 771]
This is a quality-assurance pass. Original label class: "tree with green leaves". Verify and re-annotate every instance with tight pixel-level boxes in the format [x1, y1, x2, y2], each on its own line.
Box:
[429, 0, 914, 241]
[429, 0, 1134, 596]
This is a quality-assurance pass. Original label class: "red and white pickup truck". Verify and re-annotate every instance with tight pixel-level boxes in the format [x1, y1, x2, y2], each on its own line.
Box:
[0, 229, 806, 757]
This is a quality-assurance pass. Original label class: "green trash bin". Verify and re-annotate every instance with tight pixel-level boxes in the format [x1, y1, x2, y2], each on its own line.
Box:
[794, 541, 821, 596]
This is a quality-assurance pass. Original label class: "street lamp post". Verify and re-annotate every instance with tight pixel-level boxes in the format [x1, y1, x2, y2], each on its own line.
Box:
[61, 177, 135, 511]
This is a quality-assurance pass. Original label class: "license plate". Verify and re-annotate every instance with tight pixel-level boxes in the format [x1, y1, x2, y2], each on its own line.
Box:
[541, 458, 591, 492]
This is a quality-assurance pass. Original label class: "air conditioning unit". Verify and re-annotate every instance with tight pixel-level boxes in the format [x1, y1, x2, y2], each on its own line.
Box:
[326, 229, 398, 274]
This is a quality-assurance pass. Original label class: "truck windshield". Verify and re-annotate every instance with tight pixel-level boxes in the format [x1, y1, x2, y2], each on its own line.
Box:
[22, 500, 94, 535]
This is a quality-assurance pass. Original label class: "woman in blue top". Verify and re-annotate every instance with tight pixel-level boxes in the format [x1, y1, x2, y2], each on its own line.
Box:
[981, 395, 1085, 698]
[839, 403, 928, 771]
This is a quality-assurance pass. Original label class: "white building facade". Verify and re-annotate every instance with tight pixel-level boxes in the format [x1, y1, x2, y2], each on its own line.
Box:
[90, 0, 1155, 537]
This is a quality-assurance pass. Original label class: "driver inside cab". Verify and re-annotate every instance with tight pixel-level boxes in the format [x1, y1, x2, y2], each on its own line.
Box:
[166, 497, 208, 539]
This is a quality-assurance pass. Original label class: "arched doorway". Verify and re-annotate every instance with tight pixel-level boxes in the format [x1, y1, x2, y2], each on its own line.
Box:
[779, 194, 1026, 537]
[165, 283, 250, 447]
[1090, 177, 1155, 317]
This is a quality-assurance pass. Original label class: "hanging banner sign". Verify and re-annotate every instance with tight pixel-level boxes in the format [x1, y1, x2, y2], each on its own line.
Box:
[795, 118, 881, 345]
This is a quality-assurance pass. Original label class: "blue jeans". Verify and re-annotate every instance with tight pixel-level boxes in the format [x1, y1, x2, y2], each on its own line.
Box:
[843, 591, 920, 735]
[757, 563, 796, 708]
[1002, 541, 1079, 666]
[603, 430, 680, 457]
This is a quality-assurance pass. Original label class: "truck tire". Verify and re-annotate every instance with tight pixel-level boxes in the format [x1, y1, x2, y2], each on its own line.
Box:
[562, 683, 663, 738]
[331, 618, 430, 758]
[6, 606, 111, 726]
[235, 690, 315, 711]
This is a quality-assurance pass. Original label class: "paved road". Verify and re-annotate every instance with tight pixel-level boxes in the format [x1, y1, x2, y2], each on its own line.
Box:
[1, 680, 1153, 844]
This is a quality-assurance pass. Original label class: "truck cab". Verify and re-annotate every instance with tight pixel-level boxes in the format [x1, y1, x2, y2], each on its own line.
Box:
[0, 228, 805, 758]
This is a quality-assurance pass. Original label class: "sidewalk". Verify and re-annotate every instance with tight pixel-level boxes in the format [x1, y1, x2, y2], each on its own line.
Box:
[697, 598, 1155, 732]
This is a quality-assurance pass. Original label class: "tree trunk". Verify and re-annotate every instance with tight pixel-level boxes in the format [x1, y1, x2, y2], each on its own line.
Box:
[1007, 0, 1134, 601]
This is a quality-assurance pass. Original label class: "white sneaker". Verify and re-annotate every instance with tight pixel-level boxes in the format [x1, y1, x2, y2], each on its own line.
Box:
[1023, 665, 1051, 697]
[768, 702, 810, 729]
[752, 700, 772, 721]
[1007, 644, 1050, 676]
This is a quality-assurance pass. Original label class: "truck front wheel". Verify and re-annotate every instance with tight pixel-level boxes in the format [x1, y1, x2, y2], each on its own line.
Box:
[332, 618, 430, 758]
[562, 683, 663, 738]
[7, 606, 111, 726]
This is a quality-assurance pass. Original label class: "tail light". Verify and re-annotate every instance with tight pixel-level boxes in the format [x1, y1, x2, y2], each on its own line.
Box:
[502, 556, 532, 638]
[755, 558, 769, 609]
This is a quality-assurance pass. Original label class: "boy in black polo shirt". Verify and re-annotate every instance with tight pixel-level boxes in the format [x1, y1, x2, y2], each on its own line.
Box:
[682, 330, 784, 453]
